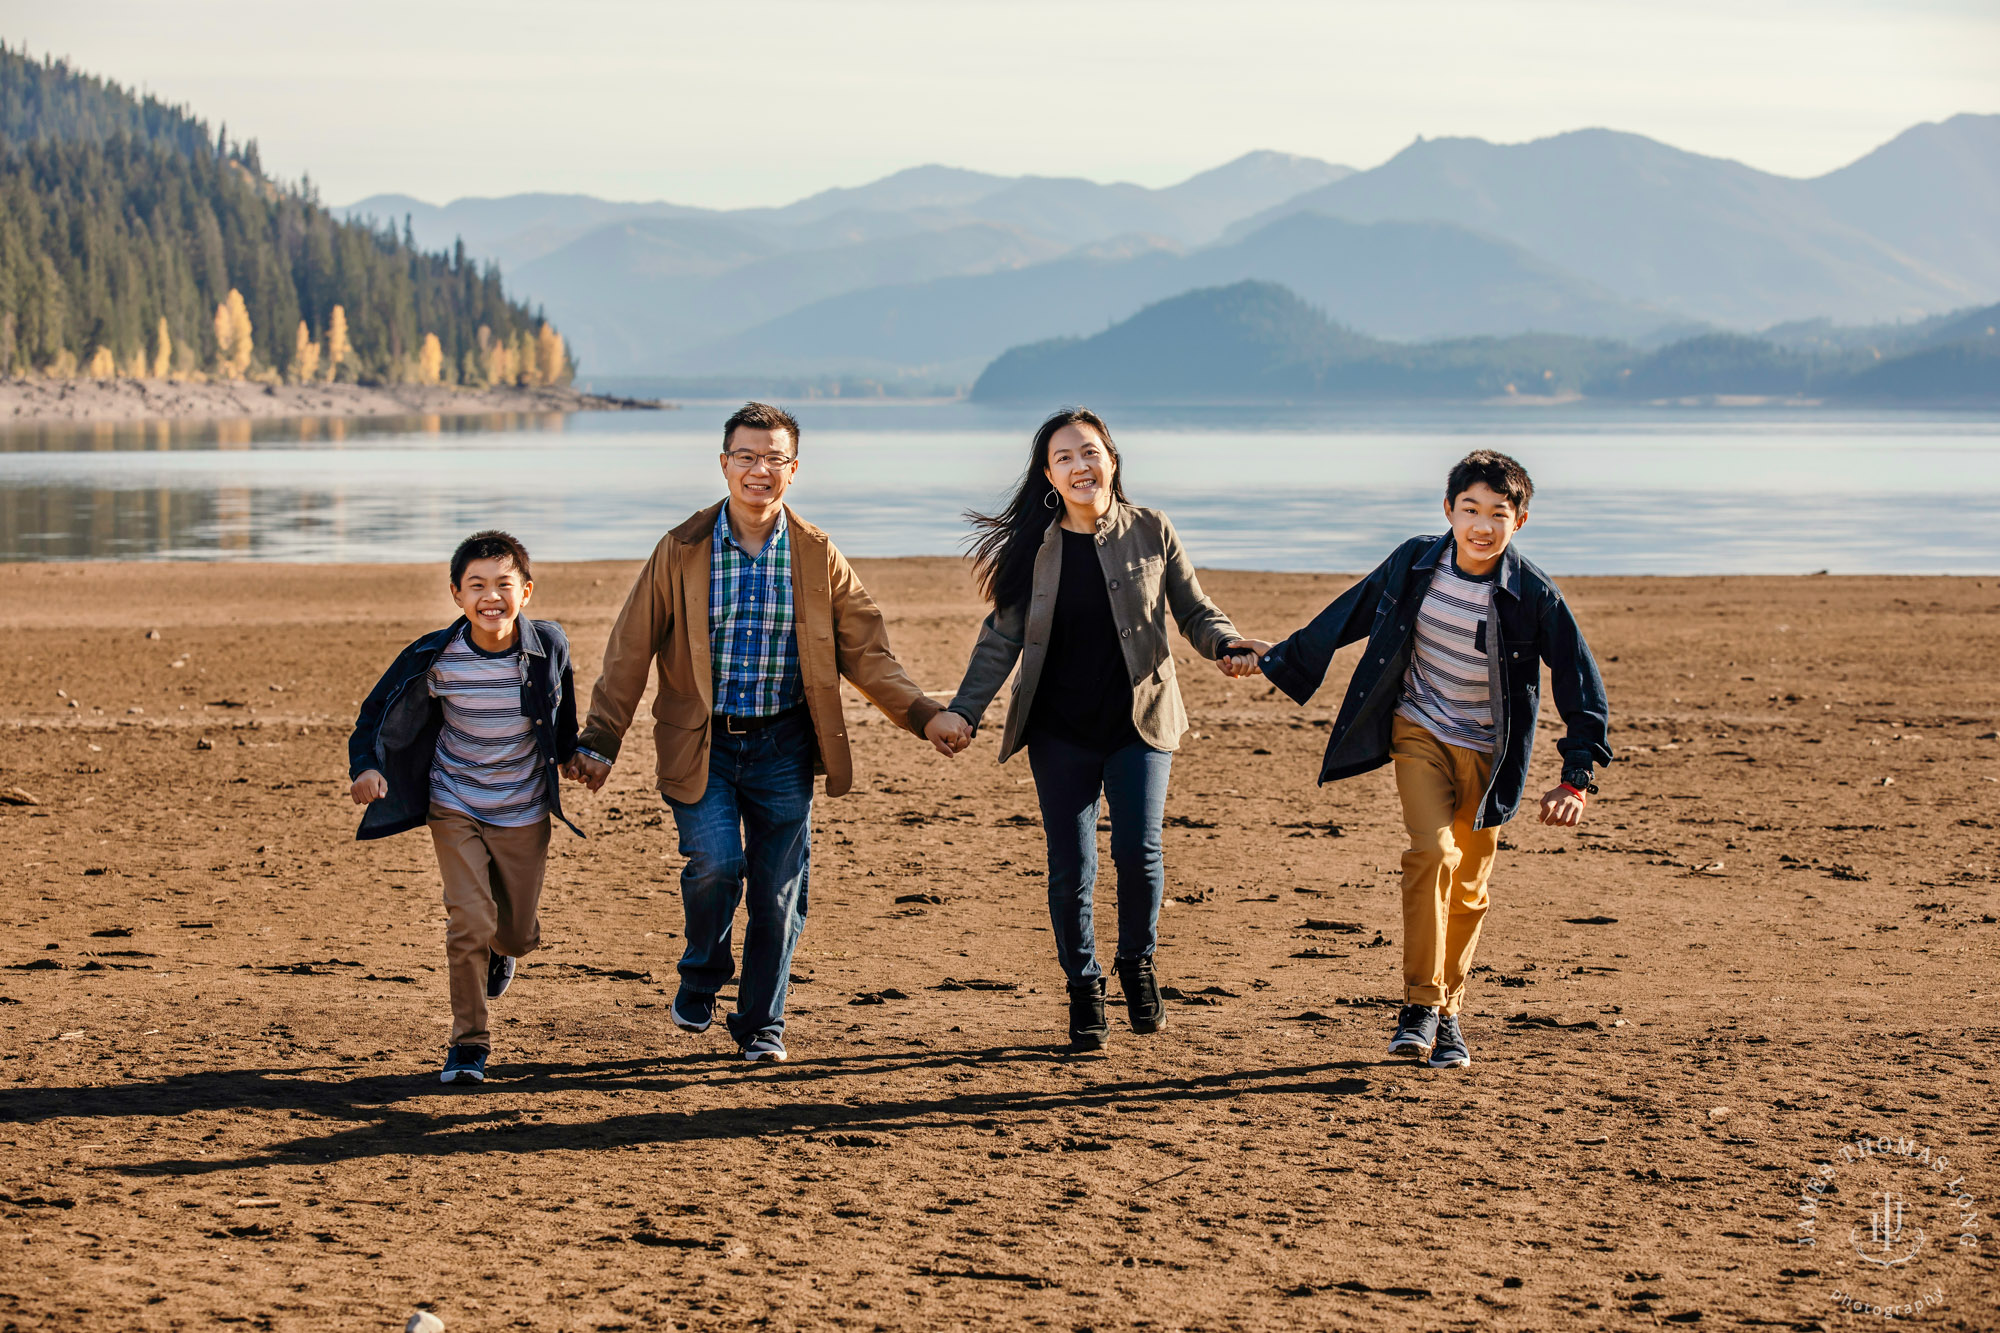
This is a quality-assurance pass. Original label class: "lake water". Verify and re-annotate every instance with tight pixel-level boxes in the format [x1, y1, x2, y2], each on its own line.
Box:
[3, 403, 1997, 573]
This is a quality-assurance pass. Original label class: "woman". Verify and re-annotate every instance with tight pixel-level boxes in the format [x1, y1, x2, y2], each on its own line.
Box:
[942, 408, 1250, 1051]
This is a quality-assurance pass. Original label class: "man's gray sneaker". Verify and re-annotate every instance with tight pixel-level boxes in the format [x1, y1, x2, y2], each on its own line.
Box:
[487, 953, 516, 999]
[1427, 1014, 1472, 1069]
[1387, 1003, 1440, 1057]
[671, 988, 715, 1034]
[742, 1033, 788, 1064]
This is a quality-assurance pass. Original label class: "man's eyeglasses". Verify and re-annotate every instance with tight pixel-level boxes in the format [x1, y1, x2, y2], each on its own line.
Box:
[724, 450, 799, 470]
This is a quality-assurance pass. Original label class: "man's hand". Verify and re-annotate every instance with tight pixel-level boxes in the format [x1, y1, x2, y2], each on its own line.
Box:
[567, 753, 612, 792]
[1218, 638, 1271, 678]
[925, 711, 973, 758]
[1538, 784, 1587, 827]
[350, 770, 388, 805]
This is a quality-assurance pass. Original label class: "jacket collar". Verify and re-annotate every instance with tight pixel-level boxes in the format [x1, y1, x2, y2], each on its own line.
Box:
[670, 499, 728, 546]
[405, 614, 543, 673]
[1040, 498, 1132, 544]
[1415, 532, 1523, 599]
[672, 499, 822, 549]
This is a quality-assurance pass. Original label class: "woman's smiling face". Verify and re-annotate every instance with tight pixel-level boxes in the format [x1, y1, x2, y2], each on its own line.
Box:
[1043, 422, 1115, 515]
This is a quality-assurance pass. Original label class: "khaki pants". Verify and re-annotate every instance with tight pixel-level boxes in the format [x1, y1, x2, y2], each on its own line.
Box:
[427, 805, 549, 1048]
[1390, 715, 1499, 1016]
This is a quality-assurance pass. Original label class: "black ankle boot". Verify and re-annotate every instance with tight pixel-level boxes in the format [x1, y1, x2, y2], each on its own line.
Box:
[1067, 977, 1108, 1051]
[1115, 955, 1166, 1035]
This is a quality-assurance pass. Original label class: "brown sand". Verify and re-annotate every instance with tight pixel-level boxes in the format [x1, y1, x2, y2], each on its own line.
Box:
[1, 560, 1996, 1330]
[0, 379, 661, 425]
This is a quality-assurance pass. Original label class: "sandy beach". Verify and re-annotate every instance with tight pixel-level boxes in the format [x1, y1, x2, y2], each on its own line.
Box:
[1, 559, 1996, 1330]
[0, 379, 662, 425]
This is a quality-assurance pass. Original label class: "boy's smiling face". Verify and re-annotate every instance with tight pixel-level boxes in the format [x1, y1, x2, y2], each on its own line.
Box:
[1446, 480, 1526, 576]
[452, 555, 532, 650]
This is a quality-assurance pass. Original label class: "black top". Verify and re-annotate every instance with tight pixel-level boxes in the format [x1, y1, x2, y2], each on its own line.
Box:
[1027, 528, 1140, 753]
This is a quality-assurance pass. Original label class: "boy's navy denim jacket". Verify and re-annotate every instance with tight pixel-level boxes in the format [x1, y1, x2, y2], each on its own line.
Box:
[1259, 534, 1612, 830]
[347, 617, 583, 841]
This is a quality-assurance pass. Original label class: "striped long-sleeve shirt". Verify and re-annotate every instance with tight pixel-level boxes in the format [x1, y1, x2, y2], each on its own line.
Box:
[1394, 556, 1497, 753]
[428, 623, 548, 826]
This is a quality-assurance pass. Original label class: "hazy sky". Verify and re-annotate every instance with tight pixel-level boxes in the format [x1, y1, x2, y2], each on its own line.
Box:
[12, 0, 1997, 208]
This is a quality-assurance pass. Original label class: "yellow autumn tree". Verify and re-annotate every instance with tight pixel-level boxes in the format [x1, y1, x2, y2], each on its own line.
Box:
[416, 332, 443, 385]
[151, 318, 173, 379]
[513, 329, 538, 387]
[323, 305, 350, 381]
[481, 326, 515, 388]
[292, 321, 321, 385]
[85, 345, 116, 379]
[123, 347, 147, 379]
[212, 288, 253, 379]
[534, 323, 566, 385]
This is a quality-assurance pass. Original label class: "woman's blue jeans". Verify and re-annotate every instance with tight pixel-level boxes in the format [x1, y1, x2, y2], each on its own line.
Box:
[666, 710, 814, 1047]
[1026, 731, 1173, 985]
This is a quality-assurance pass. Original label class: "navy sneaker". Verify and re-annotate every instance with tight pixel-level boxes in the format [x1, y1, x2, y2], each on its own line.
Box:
[1427, 1015, 1472, 1069]
[741, 1033, 788, 1064]
[440, 1044, 489, 1084]
[671, 988, 715, 1034]
[487, 953, 516, 999]
[1387, 1003, 1440, 1057]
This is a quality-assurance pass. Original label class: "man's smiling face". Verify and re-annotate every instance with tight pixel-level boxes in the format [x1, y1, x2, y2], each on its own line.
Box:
[721, 426, 799, 512]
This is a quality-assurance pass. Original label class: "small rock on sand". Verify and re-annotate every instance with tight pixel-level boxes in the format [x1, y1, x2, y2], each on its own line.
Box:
[406, 1313, 444, 1333]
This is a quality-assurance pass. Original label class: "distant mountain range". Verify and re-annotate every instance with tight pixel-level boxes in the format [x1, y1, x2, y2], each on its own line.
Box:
[970, 281, 2000, 405]
[341, 116, 2000, 388]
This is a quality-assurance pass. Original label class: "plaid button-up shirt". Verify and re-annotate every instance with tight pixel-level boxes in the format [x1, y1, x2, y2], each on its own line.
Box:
[710, 504, 804, 718]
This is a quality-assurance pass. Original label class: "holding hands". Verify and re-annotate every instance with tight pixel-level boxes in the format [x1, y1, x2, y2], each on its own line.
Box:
[564, 753, 612, 792]
[924, 710, 974, 758]
[1218, 638, 1271, 679]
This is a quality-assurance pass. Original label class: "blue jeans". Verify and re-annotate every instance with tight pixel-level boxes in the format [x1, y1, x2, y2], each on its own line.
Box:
[1026, 731, 1173, 985]
[666, 710, 815, 1046]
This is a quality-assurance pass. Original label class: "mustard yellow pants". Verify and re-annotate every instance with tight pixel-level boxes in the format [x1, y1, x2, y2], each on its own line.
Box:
[1390, 715, 1499, 1016]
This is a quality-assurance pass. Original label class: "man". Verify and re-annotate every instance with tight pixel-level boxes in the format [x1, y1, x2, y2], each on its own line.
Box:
[569, 402, 970, 1062]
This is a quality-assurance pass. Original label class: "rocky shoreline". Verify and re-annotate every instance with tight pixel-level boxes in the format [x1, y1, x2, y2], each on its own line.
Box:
[0, 377, 667, 425]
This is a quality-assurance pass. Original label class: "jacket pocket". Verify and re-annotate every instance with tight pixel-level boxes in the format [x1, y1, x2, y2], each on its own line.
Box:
[654, 692, 709, 785]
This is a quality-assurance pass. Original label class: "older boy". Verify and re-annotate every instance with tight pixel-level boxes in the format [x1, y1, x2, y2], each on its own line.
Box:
[1229, 451, 1610, 1069]
[349, 531, 581, 1085]
[568, 402, 965, 1064]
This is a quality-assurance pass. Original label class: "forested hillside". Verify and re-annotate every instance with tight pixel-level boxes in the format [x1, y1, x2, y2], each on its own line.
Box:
[0, 46, 567, 385]
[971, 280, 2000, 404]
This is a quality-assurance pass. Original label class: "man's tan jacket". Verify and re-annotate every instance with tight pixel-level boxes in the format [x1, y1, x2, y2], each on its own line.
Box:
[577, 501, 944, 803]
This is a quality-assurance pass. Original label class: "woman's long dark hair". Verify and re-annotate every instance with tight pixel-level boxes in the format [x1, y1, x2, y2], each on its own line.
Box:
[964, 407, 1129, 610]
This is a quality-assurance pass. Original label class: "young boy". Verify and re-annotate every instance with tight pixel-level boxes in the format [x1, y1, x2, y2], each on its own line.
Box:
[348, 530, 581, 1084]
[1228, 451, 1610, 1069]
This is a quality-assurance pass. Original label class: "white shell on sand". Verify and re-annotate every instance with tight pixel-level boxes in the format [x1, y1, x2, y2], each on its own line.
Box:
[406, 1313, 445, 1333]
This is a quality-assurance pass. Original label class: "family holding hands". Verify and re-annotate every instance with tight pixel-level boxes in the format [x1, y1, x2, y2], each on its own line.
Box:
[350, 402, 1611, 1086]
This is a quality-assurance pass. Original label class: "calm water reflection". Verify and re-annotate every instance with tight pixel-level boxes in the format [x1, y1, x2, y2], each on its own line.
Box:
[3, 405, 1997, 573]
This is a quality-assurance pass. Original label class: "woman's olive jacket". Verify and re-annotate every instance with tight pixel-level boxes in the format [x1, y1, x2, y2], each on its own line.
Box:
[945, 503, 1240, 761]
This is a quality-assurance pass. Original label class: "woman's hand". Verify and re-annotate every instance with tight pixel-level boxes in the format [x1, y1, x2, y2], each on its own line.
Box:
[1218, 638, 1271, 678]
[350, 770, 388, 805]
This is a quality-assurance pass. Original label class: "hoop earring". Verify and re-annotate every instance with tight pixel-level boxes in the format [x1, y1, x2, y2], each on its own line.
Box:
[1043, 490, 1060, 510]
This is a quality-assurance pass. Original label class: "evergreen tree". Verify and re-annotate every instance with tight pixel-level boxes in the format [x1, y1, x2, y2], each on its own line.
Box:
[0, 46, 556, 383]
